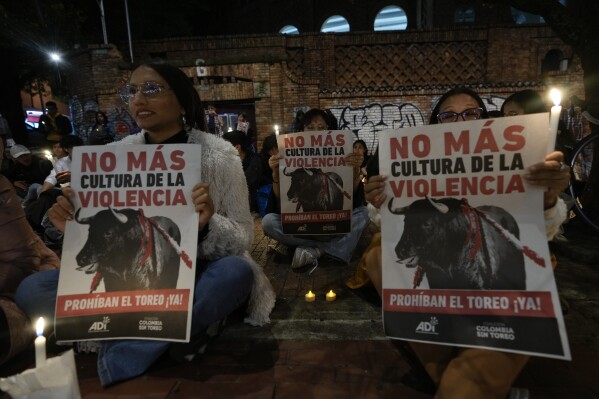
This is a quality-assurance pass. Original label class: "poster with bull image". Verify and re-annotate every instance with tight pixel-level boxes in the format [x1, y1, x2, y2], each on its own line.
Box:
[379, 113, 571, 360]
[54, 144, 201, 343]
[277, 130, 354, 234]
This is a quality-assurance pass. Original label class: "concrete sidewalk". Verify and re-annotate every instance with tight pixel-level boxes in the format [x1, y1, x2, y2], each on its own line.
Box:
[2, 218, 598, 398]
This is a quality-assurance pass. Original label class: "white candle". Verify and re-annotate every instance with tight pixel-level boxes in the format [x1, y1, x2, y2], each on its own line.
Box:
[35, 317, 46, 367]
[274, 125, 279, 136]
[549, 88, 562, 138]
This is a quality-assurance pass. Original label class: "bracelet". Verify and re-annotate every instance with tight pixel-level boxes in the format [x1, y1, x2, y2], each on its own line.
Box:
[272, 180, 279, 184]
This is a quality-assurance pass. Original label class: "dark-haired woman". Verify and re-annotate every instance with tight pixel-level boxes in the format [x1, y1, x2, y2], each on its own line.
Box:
[358, 87, 569, 399]
[89, 111, 114, 145]
[15, 62, 275, 387]
[262, 108, 370, 270]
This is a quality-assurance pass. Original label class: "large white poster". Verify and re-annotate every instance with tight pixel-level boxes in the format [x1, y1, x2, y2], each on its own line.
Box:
[379, 114, 571, 359]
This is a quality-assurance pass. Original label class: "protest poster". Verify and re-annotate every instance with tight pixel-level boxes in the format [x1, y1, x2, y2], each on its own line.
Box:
[379, 114, 571, 359]
[277, 130, 354, 235]
[54, 144, 201, 343]
[237, 121, 250, 133]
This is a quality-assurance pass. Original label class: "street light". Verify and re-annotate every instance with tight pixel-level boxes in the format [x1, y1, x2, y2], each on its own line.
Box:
[48, 52, 62, 86]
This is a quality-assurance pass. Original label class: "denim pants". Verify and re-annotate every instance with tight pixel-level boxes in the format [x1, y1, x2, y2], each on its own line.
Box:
[24, 183, 42, 202]
[15, 255, 253, 387]
[261, 206, 370, 263]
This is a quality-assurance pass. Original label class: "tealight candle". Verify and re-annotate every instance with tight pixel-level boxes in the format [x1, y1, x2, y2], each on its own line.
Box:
[305, 290, 315, 302]
[549, 88, 561, 139]
[326, 290, 336, 302]
[34, 317, 46, 367]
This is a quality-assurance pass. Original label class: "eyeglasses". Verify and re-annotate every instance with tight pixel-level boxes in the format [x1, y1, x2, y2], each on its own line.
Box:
[119, 81, 172, 102]
[437, 107, 484, 124]
[304, 124, 327, 131]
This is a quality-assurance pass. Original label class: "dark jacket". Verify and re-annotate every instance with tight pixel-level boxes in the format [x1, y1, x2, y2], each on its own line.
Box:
[4, 156, 53, 185]
[242, 152, 262, 212]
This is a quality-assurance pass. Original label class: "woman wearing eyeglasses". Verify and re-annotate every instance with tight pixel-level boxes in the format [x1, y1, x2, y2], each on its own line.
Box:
[353, 87, 569, 399]
[15, 62, 275, 387]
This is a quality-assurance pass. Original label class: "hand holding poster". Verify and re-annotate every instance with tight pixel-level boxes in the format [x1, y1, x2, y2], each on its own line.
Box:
[379, 114, 571, 359]
[55, 144, 201, 343]
[277, 130, 354, 235]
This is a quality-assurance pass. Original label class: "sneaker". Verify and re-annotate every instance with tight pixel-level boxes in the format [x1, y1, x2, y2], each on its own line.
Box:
[76, 340, 102, 354]
[508, 387, 530, 399]
[291, 246, 322, 270]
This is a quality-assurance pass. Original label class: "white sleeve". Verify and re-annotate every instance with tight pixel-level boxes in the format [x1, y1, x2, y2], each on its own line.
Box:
[544, 197, 568, 240]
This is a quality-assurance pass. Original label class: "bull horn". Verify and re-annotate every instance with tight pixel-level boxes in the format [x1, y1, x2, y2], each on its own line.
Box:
[388, 198, 409, 215]
[283, 167, 292, 176]
[74, 208, 92, 224]
[302, 168, 313, 176]
[426, 196, 449, 213]
[109, 207, 129, 224]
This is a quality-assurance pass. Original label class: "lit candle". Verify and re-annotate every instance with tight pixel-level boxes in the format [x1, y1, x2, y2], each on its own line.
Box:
[549, 88, 562, 138]
[274, 125, 280, 136]
[326, 290, 336, 302]
[35, 317, 46, 367]
[305, 290, 315, 302]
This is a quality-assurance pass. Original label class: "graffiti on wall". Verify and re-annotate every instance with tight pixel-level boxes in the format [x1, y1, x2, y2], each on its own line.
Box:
[69, 96, 140, 143]
[328, 102, 427, 154]
[323, 95, 505, 154]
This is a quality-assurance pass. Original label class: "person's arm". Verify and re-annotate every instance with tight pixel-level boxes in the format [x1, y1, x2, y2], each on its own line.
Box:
[364, 175, 387, 209]
[523, 151, 570, 240]
[345, 151, 364, 191]
[39, 168, 58, 194]
[195, 144, 253, 260]
[246, 156, 262, 191]
[269, 154, 282, 200]
[523, 151, 570, 210]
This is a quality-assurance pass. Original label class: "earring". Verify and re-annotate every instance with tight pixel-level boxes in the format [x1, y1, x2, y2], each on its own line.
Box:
[182, 114, 187, 126]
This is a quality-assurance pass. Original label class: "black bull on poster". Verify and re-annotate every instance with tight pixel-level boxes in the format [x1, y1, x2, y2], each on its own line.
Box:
[283, 167, 348, 212]
[387, 196, 527, 290]
[75, 207, 189, 293]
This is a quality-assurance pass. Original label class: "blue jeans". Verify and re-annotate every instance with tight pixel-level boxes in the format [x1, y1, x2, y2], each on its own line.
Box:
[24, 183, 42, 203]
[261, 206, 370, 263]
[15, 256, 253, 387]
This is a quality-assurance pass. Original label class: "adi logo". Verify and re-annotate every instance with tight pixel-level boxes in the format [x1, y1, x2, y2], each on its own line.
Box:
[297, 224, 308, 232]
[88, 316, 111, 333]
[415, 317, 439, 335]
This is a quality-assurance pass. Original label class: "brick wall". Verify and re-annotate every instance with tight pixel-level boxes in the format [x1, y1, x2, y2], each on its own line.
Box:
[67, 26, 583, 149]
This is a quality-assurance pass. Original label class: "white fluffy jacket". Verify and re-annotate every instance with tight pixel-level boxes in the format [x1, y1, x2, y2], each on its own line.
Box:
[115, 130, 275, 325]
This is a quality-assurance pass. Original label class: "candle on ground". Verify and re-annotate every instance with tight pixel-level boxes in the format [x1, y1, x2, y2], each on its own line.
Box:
[326, 290, 336, 302]
[35, 317, 46, 368]
[549, 88, 562, 139]
[305, 290, 316, 302]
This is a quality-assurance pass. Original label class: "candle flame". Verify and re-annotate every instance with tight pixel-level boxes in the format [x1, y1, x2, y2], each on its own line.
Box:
[550, 88, 561, 107]
[327, 290, 335, 295]
[36, 317, 44, 336]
